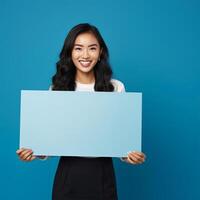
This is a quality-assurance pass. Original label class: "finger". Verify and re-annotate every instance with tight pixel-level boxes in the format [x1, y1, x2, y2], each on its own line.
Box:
[19, 149, 32, 157]
[16, 148, 25, 154]
[17, 149, 29, 157]
[26, 153, 35, 161]
[17, 149, 28, 159]
[132, 151, 146, 159]
[129, 152, 145, 162]
[128, 154, 143, 164]
[127, 156, 137, 164]
[21, 154, 31, 162]
[21, 151, 33, 160]
[129, 151, 146, 160]
[24, 154, 36, 162]
[21, 153, 32, 161]
[30, 156, 36, 161]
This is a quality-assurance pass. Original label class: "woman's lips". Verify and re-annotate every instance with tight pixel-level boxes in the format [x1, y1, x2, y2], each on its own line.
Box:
[79, 60, 92, 67]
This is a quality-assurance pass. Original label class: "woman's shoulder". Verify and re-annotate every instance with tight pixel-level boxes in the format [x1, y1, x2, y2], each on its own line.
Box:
[110, 79, 126, 92]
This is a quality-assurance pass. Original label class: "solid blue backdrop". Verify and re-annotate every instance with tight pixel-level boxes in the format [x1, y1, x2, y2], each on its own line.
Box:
[0, 0, 199, 199]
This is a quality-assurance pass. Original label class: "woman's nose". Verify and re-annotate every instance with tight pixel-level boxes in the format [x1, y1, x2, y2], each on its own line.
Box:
[82, 49, 90, 58]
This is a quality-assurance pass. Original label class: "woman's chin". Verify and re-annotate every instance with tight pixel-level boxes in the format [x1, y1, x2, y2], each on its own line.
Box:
[77, 66, 94, 73]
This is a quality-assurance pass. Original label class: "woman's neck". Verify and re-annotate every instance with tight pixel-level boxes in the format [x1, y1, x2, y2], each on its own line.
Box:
[75, 70, 95, 84]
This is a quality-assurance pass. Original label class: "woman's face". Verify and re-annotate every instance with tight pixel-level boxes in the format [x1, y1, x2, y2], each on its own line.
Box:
[72, 32, 101, 74]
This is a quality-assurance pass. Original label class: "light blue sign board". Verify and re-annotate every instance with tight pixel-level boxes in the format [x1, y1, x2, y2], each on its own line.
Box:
[20, 90, 142, 157]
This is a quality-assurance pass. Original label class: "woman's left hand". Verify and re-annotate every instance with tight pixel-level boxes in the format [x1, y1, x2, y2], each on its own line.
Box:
[122, 151, 146, 165]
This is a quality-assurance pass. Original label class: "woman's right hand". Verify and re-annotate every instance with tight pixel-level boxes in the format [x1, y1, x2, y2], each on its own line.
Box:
[16, 148, 36, 162]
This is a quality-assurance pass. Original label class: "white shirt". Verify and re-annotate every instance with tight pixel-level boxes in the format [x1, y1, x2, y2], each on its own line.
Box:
[75, 79, 125, 92]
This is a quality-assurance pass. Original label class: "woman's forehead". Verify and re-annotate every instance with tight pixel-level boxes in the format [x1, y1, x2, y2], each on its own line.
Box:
[74, 32, 99, 46]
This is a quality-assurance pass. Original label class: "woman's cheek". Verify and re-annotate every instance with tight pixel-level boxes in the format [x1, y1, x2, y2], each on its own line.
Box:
[72, 53, 80, 59]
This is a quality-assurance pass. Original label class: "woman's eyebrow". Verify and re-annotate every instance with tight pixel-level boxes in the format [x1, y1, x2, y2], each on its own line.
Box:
[74, 44, 98, 47]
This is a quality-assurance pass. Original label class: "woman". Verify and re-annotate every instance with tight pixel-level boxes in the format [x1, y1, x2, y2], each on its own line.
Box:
[16, 23, 146, 200]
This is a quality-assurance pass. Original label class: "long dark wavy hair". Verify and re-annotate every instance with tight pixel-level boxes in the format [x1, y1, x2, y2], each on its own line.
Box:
[52, 23, 114, 91]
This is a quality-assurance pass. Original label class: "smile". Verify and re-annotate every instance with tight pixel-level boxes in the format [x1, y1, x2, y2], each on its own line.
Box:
[79, 60, 92, 67]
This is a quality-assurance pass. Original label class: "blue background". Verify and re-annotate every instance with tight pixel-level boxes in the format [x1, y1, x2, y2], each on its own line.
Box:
[0, 0, 199, 199]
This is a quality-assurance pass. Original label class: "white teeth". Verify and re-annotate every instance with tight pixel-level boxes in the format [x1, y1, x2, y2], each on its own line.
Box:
[79, 61, 91, 67]
[80, 61, 90, 64]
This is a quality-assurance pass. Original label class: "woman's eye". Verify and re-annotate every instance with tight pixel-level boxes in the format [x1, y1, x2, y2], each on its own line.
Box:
[75, 47, 82, 51]
[90, 48, 97, 50]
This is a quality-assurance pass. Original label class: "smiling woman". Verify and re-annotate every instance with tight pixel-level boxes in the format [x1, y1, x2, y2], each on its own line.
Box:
[16, 23, 146, 200]
[52, 23, 115, 92]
